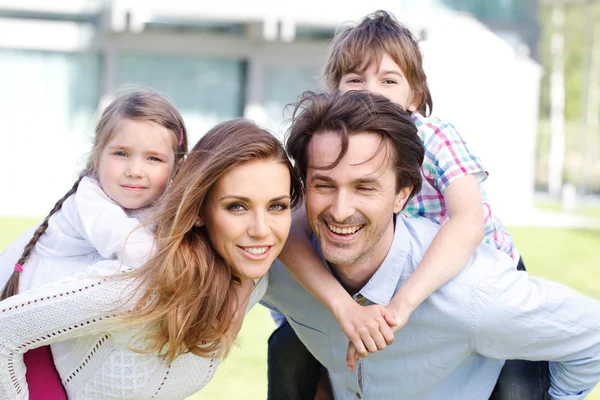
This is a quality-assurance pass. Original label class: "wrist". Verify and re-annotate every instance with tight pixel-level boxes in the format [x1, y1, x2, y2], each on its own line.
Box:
[329, 295, 358, 318]
[389, 293, 418, 316]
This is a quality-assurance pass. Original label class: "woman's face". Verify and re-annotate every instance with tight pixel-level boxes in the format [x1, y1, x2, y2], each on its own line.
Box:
[202, 159, 292, 281]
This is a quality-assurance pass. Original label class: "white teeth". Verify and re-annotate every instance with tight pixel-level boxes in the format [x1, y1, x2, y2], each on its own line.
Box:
[244, 247, 268, 255]
[327, 223, 362, 235]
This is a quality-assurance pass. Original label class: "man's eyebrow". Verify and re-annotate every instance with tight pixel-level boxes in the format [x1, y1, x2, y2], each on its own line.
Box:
[311, 174, 382, 186]
[353, 177, 382, 186]
[310, 174, 335, 182]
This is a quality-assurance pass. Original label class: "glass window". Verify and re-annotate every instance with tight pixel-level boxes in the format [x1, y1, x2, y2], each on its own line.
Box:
[265, 66, 324, 139]
[0, 49, 100, 215]
[117, 53, 245, 144]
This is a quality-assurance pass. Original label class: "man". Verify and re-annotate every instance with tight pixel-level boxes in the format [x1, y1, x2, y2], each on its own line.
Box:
[261, 90, 600, 399]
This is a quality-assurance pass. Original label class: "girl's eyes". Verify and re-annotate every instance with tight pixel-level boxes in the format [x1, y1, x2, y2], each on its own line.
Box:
[148, 156, 164, 162]
[114, 151, 128, 157]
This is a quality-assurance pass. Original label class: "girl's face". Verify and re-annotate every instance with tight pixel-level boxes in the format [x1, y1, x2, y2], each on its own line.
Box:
[201, 159, 292, 281]
[97, 119, 176, 210]
[338, 53, 416, 112]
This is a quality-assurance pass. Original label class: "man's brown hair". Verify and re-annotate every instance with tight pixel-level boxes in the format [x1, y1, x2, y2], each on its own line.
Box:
[287, 90, 424, 201]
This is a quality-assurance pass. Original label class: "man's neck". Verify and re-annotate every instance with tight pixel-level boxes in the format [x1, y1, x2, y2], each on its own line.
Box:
[329, 222, 395, 295]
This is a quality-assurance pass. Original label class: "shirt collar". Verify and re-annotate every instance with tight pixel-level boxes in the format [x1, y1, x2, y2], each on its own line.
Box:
[312, 215, 412, 306]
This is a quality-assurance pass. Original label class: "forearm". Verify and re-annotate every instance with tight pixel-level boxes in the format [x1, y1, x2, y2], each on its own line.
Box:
[279, 235, 353, 314]
[389, 216, 482, 313]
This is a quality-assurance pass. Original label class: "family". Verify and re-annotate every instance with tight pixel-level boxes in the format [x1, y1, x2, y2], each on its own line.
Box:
[1, 10, 600, 400]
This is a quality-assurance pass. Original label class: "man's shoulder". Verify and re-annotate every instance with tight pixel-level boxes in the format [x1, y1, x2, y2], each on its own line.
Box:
[399, 216, 514, 289]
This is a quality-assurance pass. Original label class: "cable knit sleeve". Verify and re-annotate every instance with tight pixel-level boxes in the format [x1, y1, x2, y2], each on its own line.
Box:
[0, 261, 143, 400]
[74, 177, 155, 268]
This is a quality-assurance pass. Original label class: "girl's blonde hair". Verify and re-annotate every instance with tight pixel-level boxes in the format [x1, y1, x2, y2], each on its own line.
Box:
[1, 88, 188, 301]
[124, 119, 302, 363]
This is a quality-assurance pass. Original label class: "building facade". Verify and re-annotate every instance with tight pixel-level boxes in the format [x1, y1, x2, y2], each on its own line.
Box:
[0, 0, 541, 220]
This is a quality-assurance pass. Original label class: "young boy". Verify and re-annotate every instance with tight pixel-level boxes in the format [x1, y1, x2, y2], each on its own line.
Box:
[273, 10, 538, 400]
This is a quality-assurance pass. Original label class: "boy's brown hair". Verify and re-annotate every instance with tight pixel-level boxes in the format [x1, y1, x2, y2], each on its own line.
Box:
[324, 10, 433, 116]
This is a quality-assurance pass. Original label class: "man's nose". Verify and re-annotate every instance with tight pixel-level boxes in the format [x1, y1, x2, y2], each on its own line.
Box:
[329, 190, 356, 223]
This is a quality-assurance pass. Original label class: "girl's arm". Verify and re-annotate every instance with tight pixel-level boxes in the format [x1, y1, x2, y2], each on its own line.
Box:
[278, 207, 397, 360]
[75, 177, 155, 268]
[346, 174, 484, 370]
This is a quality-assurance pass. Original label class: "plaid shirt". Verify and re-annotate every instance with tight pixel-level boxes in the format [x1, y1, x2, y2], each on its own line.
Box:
[403, 112, 517, 262]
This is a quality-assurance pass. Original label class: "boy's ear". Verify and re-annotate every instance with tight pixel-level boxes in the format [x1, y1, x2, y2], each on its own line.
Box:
[393, 186, 413, 214]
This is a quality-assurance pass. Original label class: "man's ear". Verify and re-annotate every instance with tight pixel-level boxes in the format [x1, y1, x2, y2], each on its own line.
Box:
[393, 186, 413, 214]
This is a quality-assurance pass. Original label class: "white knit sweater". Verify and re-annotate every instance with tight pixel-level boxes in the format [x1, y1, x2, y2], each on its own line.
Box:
[0, 261, 268, 399]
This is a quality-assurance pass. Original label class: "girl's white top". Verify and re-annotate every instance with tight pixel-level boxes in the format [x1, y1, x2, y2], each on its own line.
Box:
[14, 176, 155, 293]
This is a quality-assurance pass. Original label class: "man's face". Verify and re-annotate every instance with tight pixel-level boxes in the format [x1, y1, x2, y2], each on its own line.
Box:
[305, 131, 412, 269]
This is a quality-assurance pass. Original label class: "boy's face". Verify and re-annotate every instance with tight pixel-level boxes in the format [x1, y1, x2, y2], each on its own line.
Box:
[339, 53, 416, 112]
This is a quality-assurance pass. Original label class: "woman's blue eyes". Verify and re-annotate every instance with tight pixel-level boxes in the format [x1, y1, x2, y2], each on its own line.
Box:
[226, 203, 289, 212]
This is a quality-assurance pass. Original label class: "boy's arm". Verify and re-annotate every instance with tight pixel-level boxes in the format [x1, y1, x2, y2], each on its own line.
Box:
[279, 208, 396, 359]
[388, 174, 484, 318]
[346, 174, 484, 369]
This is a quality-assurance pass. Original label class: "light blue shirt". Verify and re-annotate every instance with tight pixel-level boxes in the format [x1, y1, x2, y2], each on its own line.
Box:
[261, 217, 600, 399]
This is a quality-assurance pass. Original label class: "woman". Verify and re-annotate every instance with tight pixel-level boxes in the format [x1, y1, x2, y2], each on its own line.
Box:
[0, 119, 302, 399]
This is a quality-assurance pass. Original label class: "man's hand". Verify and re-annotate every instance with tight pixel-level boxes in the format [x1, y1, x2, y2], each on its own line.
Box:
[345, 305, 411, 371]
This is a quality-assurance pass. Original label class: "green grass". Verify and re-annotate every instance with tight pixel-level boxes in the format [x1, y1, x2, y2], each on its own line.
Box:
[536, 198, 600, 219]
[1, 218, 599, 399]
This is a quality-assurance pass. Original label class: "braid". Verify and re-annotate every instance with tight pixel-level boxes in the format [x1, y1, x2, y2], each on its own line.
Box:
[0, 176, 86, 301]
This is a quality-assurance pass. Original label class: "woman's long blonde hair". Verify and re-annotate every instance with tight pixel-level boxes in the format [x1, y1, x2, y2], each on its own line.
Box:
[125, 119, 302, 363]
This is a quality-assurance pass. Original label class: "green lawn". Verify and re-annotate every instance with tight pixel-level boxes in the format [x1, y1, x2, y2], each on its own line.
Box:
[1, 218, 599, 399]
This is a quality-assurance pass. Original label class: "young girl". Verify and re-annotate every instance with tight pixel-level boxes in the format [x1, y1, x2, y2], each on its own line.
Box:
[0, 88, 188, 399]
[271, 11, 535, 397]
[0, 118, 301, 400]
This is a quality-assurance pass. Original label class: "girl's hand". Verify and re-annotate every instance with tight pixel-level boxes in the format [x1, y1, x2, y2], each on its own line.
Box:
[333, 300, 398, 367]
[345, 306, 410, 372]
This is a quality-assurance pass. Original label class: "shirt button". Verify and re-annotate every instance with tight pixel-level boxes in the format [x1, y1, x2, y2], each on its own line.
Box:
[356, 294, 363, 299]
[356, 393, 361, 399]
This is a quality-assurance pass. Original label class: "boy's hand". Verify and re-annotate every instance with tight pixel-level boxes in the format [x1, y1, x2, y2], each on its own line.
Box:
[332, 300, 398, 367]
[345, 306, 411, 371]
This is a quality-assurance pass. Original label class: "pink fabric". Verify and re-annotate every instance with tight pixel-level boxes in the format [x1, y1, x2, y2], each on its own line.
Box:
[24, 346, 67, 400]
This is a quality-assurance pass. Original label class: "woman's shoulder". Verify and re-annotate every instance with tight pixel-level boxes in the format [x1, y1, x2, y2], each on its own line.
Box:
[246, 275, 269, 314]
